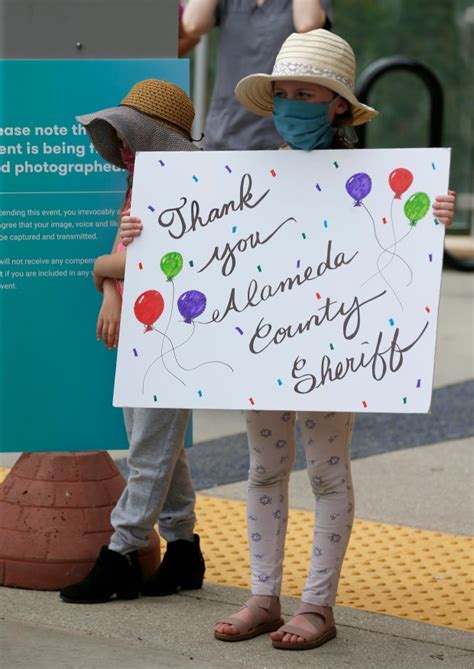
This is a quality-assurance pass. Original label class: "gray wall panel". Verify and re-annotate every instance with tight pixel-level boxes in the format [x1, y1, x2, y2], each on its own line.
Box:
[0, 0, 178, 58]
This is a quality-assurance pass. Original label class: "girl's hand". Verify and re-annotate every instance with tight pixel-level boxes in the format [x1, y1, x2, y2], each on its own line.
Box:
[96, 280, 122, 349]
[432, 190, 456, 227]
[120, 209, 143, 246]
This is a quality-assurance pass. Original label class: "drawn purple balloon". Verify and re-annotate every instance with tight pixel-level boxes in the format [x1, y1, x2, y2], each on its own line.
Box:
[345, 172, 372, 206]
[177, 290, 207, 323]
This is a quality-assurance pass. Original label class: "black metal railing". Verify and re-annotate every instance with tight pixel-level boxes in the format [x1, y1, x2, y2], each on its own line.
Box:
[355, 56, 473, 272]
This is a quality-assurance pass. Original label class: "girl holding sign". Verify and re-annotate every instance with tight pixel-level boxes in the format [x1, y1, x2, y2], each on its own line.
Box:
[213, 29, 455, 650]
[60, 80, 205, 605]
[120, 32, 455, 651]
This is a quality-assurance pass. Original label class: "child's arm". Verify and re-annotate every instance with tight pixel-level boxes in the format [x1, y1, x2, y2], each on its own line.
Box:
[433, 190, 456, 226]
[93, 251, 126, 293]
[96, 279, 122, 349]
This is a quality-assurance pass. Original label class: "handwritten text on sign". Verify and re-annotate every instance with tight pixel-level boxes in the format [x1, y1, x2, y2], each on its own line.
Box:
[114, 148, 450, 413]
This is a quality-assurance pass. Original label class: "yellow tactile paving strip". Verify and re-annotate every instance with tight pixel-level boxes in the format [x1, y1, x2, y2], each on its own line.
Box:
[1, 468, 472, 631]
[177, 495, 473, 633]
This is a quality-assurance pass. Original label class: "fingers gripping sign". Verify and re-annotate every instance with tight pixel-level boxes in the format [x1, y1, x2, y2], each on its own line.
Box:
[119, 208, 143, 246]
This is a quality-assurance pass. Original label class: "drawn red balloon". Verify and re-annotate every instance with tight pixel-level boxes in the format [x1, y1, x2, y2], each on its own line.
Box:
[389, 168, 413, 199]
[134, 290, 164, 332]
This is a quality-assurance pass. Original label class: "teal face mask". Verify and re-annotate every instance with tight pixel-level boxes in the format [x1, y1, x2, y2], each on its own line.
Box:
[272, 97, 336, 151]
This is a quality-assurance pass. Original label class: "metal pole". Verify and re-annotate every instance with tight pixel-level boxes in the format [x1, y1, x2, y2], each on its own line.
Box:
[355, 56, 444, 149]
[192, 34, 209, 146]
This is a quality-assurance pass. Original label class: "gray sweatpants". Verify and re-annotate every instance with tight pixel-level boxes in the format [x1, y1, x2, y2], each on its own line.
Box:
[109, 407, 196, 554]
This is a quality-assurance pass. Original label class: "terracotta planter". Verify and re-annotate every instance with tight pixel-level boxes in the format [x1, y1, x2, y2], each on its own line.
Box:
[0, 452, 160, 590]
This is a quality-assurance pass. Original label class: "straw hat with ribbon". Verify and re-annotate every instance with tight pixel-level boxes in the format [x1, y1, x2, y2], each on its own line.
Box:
[76, 79, 197, 168]
[235, 29, 378, 126]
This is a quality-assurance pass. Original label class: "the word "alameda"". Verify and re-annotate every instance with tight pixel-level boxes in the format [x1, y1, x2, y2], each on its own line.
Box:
[157, 173, 270, 240]
[210, 240, 358, 322]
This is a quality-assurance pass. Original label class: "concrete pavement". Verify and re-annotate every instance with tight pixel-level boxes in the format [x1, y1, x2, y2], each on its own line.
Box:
[1, 583, 473, 669]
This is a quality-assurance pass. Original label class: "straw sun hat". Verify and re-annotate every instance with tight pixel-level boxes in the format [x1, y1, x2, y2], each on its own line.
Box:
[76, 79, 196, 168]
[235, 29, 378, 126]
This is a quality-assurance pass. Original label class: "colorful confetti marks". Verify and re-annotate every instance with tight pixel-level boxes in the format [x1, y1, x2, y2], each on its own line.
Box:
[416, 379, 422, 388]
[249, 397, 255, 406]
[425, 306, 431, 313]
[198, 390, 203, 398]
[225, 164, 232, 173]
[333, 161, 339, 168]
[133, 348, 138, 357]
[362, 400, 368, 408]
[270, 169, 277, 177]
[192, 175, 198, 182]
[315, 292, 321, 300]
[432, 162, 436, 170]
[153, 395, 158, 402]
[429, 253, 433, 262]
[315, 183, 322, 192]
[329, 343, 334, 351]
[147, 205, 155, 213]
[434, 218, 440, 225]
[323, 220, 328, 229]
[403, 397, 408, 404]
[296, 259, 301, 269]
[277, 379, 283, 386]
[257, 265, 262, 272]
[232, 226, 237, 234]
[158, 160, 165, 167]
[389, 318, 395, 326]
[301, 232, 307, 240]
[235, 326, 244, 335]
[188, 260, 194, 268]
[138, 262, 143, 270]
[382, 217, 388, 225]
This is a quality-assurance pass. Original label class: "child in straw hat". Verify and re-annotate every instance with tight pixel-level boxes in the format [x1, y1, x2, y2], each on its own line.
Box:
[212, 29, 456, 650]
[59, 80, 205, 605]
[119, 32, 455, 650]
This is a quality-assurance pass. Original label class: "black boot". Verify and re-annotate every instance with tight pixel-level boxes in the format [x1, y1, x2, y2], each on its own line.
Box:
[60, 546, 142, 604]
[141, 533, 205, 596]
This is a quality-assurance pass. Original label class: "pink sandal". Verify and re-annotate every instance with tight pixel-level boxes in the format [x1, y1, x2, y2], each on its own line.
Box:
[271, 602, 336, 650]
[214, 596, 284, 642]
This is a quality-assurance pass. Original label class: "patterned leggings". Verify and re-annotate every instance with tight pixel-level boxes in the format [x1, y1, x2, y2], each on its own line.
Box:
[245, 410, 355, 607]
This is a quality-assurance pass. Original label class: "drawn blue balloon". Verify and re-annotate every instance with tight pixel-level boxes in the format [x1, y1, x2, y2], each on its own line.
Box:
[178, 290, 207, 323]
[345, 172, 372, 206]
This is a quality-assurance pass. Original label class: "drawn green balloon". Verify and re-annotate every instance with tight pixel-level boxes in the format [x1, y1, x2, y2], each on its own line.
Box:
[160, 251, 183, 280]
[404, 192, 430, 227]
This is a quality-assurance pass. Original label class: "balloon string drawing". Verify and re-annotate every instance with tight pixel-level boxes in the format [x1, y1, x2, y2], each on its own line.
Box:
[345, 168, 431, 312]
[134, 251, 234, 394]
[361, 199, 404, 311]
[142, 321, 196, 393]
[160, 252, 185, 386]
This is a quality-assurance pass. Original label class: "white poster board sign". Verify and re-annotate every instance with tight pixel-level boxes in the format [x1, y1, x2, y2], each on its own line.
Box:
[114, 148, 450, 413]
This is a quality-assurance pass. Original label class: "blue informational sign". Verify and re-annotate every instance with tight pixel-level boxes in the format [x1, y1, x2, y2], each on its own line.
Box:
[0, 59, 192, 451]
